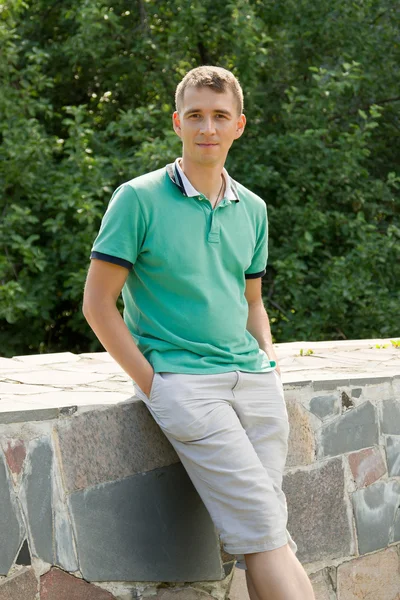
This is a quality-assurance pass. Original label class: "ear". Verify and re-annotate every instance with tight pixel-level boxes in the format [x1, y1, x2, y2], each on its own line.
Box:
[234, 114, 246, 140]
[172, 111, 182, 139]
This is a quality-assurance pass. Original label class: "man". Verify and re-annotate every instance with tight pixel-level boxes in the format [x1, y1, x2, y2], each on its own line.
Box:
[83, 66, 315, 600]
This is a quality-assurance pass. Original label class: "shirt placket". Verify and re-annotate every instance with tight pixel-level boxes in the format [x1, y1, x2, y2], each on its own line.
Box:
[198, 198, 232, 244]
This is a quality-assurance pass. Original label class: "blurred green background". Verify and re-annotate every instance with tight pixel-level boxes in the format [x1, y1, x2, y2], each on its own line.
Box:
[1, 0, 399, 357]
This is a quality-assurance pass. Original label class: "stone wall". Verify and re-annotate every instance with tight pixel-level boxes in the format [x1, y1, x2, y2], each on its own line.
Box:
[0, 342, 399, 600]
[283, 375, 400, 600]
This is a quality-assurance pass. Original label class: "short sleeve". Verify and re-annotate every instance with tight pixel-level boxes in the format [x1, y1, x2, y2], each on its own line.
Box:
[90, 184, 146, 269]
[245, 204, 268, 279]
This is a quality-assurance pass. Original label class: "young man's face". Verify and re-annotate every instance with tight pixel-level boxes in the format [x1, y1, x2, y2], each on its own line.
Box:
[172, 86, 246, 167]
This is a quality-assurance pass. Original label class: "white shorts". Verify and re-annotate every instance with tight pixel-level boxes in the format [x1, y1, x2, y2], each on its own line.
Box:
[134, 369, 297, 570]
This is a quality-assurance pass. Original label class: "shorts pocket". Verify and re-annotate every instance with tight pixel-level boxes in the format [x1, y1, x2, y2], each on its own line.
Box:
[134, 373, 159, 404]
[149, 372, 160, 402]
[150, 378, 211, 442]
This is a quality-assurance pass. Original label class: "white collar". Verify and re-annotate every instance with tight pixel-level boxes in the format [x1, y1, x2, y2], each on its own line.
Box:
[174, 158, 238, 201]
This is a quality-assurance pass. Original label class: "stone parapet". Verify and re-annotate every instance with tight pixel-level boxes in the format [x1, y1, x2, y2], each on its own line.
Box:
[0, 339, 400, 599]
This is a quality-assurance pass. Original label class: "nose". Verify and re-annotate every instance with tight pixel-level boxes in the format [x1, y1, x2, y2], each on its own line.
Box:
[200, 116, 216, 135]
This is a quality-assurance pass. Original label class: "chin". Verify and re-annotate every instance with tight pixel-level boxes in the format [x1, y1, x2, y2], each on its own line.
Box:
[195, 153, 221, 166]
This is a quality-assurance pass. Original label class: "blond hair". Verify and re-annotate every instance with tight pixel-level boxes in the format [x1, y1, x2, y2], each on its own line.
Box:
[175, 66, 244, 115]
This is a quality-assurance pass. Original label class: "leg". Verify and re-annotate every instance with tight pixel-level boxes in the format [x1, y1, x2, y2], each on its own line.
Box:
[244, 544, 315, 600]
[232, 371, 314, 599]
[245, 570, 261, 600]
[232, 370, 293, 551]
[234, 558, 261, 600]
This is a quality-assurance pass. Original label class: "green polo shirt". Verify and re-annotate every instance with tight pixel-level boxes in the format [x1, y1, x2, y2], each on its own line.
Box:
[90, 163, 275, 374]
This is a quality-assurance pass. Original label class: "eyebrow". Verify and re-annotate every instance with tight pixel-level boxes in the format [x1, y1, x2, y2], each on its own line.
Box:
[183, 108, 233, 117]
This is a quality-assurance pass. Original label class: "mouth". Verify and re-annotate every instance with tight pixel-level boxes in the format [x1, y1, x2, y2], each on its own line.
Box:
[196, 143, 219, 147]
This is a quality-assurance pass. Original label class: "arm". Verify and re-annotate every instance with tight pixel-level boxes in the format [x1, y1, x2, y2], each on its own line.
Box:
[245, 277, 280, 374]
[82, 259, 154, 396]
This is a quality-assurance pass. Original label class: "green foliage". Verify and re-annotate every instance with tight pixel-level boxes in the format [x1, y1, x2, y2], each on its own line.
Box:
[299, 349, 314, 356]
[1, 0, 399, 356]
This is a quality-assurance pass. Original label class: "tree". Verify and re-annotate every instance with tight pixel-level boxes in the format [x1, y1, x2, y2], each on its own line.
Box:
[1, 0, 399, 357]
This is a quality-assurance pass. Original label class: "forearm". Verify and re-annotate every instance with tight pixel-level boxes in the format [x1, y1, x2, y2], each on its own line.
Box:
[246, 300, 279, 369]
[83, 300, 154, 395]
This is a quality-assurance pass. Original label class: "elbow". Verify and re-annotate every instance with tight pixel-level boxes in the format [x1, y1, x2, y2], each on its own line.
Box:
[82, 290, 116, 323]
[247, 298, 264, 311]
[82, 289, 95, 322]
[82, 296, 91, 322]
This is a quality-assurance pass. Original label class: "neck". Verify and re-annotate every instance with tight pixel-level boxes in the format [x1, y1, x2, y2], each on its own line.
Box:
[180, 156, 225, 201]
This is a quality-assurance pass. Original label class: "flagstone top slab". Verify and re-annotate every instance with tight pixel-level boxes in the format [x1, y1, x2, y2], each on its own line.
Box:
[0, 339, 399, 422]
[275, 338, 400, 383]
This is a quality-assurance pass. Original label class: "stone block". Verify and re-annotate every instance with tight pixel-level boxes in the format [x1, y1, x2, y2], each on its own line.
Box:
[5, 368, 110, 387]
[228, 568, 249, 600]
[337, 546, 400, 600]
[156, 589, 214, 599]
[283, 458, 352, 564]
[193, 561, 235, 600]
[69, 462, 224, 582]
[52, 467, 79, 572]
[18, 436, 78, 571]
[56, 402, 179, 493]
[285, 397, 316, 467]
[13, 352, 79, 365]
[0, 357, 33, 371]
[25, 390, 129, 410]
[313, 379, 350, 392]
[0, 453, 25, 575]
[309, 569, 336, 600]
[0, 407, 60, 424]
[309, 395, 340, 420]
[393, 509, 400, 543]
[0, 381, 57, 395]
[352, 480, 400, 554]
[0, 567, 37, 600]
[19, 437, 54, 563]
[55, 359, 126, 375]
[284, 377, 313, 387]
[347, 447, 386, 488]
[358, 379, 394, 403]
[349, 376, 389, 386]
[385, 435, 400, 476]
[54, 513, 78, 572]
[1, 439, 26, 476]
[78, 352, 113, 362]
[318, 401, 378, 458]
[380, 399, 400, 435]
[40, 568, 116, 599]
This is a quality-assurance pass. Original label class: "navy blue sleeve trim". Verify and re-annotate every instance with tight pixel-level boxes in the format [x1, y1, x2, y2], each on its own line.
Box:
[90, 251, 133, 270]
[245, 269, 266, 279]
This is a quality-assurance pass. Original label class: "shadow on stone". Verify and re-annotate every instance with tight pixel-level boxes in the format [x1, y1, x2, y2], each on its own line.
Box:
[16, 540, 31, 566]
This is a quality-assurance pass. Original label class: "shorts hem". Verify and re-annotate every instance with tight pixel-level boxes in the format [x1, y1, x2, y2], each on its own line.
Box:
[225, 537, 289, 555]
